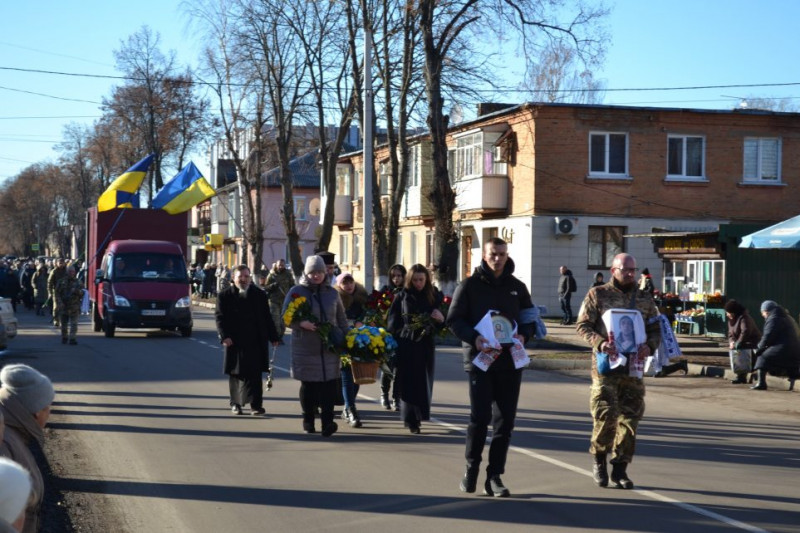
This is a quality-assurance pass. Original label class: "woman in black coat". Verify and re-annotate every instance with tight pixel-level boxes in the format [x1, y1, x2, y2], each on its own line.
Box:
[725, 299, 761, 384]
[386, 264, 444, 434]
[752, 300, 800, 391]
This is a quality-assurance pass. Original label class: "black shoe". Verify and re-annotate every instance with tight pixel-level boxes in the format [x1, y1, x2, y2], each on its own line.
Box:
[731, 375, 747, 384]
[380, 394, 390, 409]
[321, 422, 338, 437]
[460, 467, 479, 493]
[231, 404, 242, 415]
[251, 407, 266, 416]
[680, 360, 688, 375]
[393, 400, 400, 412]
[303, 421, 316, 433]
[751, 382, 767, 390]
[408, 423, 420, 434]
[69, 339, 77, 345]
[610, 462, 634, 489]
[484, 475, 510, 497]
[751, 369, 767, 390]
[592, 454, 608, 487]
[347, 406, 363, 428]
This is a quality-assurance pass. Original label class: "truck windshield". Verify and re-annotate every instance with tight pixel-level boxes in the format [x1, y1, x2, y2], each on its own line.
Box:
[110, 253, 189, 282]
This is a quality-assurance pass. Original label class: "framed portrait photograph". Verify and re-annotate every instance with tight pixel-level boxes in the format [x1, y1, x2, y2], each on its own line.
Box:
[606, 309, 644, 355]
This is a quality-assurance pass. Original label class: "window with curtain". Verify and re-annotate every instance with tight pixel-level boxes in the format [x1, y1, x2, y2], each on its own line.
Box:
[589, 132, 628, 176]
[743, 137, 780, 182]
[588, 226, 625, 268]
[667, 135, 705, 179]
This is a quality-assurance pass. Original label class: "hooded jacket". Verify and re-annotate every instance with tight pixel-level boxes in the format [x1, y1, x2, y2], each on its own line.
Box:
[446, 258, 534, 371]
[282, 275, 348, 382]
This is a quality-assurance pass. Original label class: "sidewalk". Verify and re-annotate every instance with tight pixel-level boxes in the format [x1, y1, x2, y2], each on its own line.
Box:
[533, 321, 797, 392]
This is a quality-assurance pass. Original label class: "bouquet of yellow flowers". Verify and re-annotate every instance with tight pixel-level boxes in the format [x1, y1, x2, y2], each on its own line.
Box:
[283, 293, 341, 353]
[341, 325, 398, 366]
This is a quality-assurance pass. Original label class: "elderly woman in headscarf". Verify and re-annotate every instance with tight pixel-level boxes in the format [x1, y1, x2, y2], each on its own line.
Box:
[751, 300, 800, 391]
[725, 299, 762, 384]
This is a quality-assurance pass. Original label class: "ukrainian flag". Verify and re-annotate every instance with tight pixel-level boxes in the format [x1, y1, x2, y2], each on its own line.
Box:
[152, 162, 216, 214]
[97, 154, 154, 212]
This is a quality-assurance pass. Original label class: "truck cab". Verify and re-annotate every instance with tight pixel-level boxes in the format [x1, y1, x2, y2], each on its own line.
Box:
[93, 240, 193, 337]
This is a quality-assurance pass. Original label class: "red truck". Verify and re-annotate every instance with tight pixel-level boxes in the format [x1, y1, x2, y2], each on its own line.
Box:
[86, 207, 193, 338]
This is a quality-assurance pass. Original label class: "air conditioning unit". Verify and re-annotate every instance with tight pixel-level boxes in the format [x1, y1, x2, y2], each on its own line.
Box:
[554, 217, 579, 236]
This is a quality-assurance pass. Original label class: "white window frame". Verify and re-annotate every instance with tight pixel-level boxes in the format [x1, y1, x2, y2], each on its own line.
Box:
[410, 232, 418, 265]
[589, 132, 629, 177]
[667, 134, 706, 180]
[408, 145, 421, 187]
[335, 164, 352, 196]
[353, 234, 361, 265]
[339, 234, 350, 265]
[743, 137, 781, 183]
[294, 196, 307, 221]
[452, 132, 483, 182]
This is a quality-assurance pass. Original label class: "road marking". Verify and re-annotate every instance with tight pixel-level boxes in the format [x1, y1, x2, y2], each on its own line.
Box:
[190, 337, 768, 533]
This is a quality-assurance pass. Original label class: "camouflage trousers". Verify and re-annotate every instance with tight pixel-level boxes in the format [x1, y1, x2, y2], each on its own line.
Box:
[60, 309, 80, 341]
[269, 301, 286, 338]
[589, 374, 645, 464]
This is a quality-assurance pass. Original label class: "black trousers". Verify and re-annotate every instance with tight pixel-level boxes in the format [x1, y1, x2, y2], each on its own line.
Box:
[229, 373, 263, 410]
[299, 379, 338, 426]
[465, 366, 523, 476]
[559, 294, 573, 322]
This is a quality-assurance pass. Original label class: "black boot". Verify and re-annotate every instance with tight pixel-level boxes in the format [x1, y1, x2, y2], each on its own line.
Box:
[610, 462, 634, 489]
[750, 369, 767, 390]
[459, 465, 479, 493]
[731, 374, 747, 384]
[592, 454, 608, 487]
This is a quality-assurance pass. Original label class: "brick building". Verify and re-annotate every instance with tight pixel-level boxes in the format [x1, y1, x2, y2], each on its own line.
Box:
[327, 103, 800, 315]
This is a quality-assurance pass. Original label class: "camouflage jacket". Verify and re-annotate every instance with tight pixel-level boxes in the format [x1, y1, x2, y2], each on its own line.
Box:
[47, 266, 66, 294]
[265, 268, 294, 305]
[55, 276, 83, 311]
[576, 279, 661, 378]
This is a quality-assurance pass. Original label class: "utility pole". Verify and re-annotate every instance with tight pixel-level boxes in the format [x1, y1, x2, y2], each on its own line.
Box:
[362, 26, 374, 291]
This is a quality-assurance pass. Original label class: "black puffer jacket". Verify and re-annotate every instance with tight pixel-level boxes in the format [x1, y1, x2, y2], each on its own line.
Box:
[755, 306, 800, 372]
[446, 258, 534, 371]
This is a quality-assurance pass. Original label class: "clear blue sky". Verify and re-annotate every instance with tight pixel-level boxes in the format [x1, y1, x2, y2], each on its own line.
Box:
[1, 0, 799, 184]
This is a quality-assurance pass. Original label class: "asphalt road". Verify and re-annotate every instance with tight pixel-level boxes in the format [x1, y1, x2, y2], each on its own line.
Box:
[3, 307, 799, 533]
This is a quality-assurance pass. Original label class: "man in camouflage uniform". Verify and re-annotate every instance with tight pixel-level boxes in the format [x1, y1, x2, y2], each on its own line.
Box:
[56, 265, 83, 345]
[576, 253, 660, 490]
[47, 258, 67, 327]
[265, 259, 294, 339]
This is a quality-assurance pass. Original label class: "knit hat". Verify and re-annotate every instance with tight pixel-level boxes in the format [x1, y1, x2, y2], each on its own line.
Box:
[304, 255, 326, 275]
[0, 457, 32, 524]
[0, 364, 55, 414]
[336, 271, 354, 286]
[724, 299, 745, 316]
[760, 300, 778, 313]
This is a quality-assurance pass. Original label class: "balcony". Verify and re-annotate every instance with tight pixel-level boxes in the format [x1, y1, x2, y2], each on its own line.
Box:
[454, 175, 508, 213]
[333, 195, 352, 226]
[403, 185, 434, 219]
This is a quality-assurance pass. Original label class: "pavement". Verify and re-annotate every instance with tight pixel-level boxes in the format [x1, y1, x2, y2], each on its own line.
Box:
[191, 298, 797, 392]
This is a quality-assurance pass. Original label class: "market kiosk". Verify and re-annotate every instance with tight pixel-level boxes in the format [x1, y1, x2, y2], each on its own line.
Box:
[625, 230, 727, 337]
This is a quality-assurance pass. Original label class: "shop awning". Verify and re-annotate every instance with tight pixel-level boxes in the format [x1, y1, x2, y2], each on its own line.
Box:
[624, 230, 722, 259]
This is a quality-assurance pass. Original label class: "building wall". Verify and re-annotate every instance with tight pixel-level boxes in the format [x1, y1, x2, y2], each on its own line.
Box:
[531, 105, 800, 221]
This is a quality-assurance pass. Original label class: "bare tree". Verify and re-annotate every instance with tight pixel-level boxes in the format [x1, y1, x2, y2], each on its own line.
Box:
[523, 40, 606, 103]
[417, 0, 609, 293]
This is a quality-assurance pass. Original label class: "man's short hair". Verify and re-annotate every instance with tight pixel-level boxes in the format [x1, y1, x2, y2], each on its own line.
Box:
[486, 237, 507, 247]
[234, 264, 250, 274]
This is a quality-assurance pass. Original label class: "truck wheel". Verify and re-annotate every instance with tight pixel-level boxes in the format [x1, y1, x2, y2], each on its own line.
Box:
[103, 315, 116, 338]
[92, 303, 102, 332]
[179, 327, 192, 338]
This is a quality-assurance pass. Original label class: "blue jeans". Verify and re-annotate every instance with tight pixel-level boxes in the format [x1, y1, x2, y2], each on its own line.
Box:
[559, 294, 573, 323]
[341, 365, 360, 409]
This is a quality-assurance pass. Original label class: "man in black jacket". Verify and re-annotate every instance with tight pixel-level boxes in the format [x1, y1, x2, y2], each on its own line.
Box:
[216, 265, 280, 416]
[558, 265, 577, 324]
[447, 237, 534, 497]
